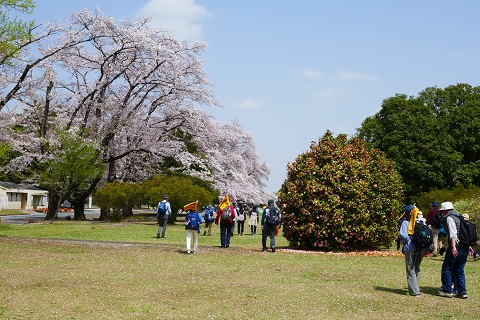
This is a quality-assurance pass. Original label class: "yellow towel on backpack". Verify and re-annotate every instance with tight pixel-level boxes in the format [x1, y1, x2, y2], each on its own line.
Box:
[408, 205, 418, 235]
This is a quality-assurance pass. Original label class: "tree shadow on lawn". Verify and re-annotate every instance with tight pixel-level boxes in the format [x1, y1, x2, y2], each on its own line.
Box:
[374, 286, 439, 296]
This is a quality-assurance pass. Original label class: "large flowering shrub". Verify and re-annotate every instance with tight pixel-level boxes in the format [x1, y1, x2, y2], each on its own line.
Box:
[278, 131, 404, 251]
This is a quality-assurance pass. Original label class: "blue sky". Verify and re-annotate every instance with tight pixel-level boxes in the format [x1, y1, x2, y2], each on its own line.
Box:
[23, 0, 480, 193]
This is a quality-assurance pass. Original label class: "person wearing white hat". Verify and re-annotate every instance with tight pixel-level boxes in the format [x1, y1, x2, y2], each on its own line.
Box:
[436, 202, 469, 299]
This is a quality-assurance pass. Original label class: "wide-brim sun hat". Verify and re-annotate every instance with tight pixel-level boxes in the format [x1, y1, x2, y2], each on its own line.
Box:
[439, 201, 454, 211]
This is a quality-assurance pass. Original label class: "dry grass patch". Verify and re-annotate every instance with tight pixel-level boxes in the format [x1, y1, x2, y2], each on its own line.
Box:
[0, 222, 480, 319]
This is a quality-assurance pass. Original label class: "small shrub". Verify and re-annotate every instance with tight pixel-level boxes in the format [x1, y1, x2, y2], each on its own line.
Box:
[278, 131, 405, 251]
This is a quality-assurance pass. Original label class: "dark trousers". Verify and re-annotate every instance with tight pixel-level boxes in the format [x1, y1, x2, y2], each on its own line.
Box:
[157, 214, 168, 238]
[237, 221, 245, 234]
[262, 224, 275, 249]
[220, 221, 232, 247]
[441, 246, 469, 293]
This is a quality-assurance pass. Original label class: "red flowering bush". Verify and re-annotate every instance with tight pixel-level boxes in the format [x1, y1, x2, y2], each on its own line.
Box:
[278, 131, 404, 251]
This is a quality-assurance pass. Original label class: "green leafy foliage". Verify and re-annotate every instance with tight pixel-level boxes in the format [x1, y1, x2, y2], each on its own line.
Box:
[278, 131, 404, 251]
[94, 182, 142, 222]
[412, 186, 480, 213]
[357, 83, 480, 198]
[453, 197, 480, 220]
[38, 129, 104, 219]
[0, 0, 36, 64]
[142, 174, 216, 223]
[0, 142, 21, 182]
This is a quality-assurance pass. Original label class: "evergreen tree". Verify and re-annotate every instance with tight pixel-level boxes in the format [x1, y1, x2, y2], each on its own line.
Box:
[279, 131, 404, 251]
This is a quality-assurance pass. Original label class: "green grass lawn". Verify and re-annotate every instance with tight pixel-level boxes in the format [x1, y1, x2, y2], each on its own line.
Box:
[0, 209, 30, 216]
[1, 218, 479, 319]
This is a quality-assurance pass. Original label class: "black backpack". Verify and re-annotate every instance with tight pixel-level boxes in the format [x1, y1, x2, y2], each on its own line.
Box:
[266, 207, 280, 226]
[411, 220, 433, 250]
[457, 215, 478, 247]
[431, 212, 444, 229]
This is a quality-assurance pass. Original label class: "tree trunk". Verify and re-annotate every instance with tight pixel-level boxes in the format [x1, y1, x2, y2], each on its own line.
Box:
[45, 193, 61, 221]
[122, 205, 133, 217]
[69, 177, 101, 221]
[71, 199, 86, 221]
[99, 207, 109, 221]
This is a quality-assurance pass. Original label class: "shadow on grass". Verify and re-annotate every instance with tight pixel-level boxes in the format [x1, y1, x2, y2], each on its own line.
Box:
[374, 286, 440, 296]
[374, 286, 407, 296]
[420, 286, 441, 296]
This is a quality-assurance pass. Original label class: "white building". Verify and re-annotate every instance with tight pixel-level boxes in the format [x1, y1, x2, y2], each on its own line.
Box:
[0, 182, 48, 210]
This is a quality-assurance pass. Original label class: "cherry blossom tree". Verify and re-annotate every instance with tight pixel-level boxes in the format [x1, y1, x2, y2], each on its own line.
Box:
[191, 116, 271, 204]
[0, 8, 272, 217]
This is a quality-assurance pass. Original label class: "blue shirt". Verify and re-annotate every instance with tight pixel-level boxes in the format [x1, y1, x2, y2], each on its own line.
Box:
[399, 218, 420, 253]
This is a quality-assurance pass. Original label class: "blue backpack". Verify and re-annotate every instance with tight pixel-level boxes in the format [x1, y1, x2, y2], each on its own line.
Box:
[204, 208, 214, 222]
[157, 201, 166, 219]
[186, 212, 200, 230]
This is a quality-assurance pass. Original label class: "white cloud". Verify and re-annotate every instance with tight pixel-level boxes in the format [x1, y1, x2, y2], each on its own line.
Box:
[310, 85, 345, 99]
[137, 0, 211, 40]
[333, 69, 379, 82]
[300, 67, 325, 80]
[235, 98, 264, 110]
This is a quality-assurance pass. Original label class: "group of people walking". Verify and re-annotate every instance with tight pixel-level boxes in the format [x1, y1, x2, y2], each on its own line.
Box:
[398, 201, 477, 299]
[211, 200, 281, 252]
[154, 196, 281, 254]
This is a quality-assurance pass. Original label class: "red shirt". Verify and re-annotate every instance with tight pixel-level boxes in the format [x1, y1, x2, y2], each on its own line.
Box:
[426, 207, 439, 225]
[215, 205, 236, 223]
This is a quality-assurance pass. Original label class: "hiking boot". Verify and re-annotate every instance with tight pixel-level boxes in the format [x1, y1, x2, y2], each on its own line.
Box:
[261, 248, 267, 252]
[436, 290, 454, 298]
[187, 250, 191, 254]
[432, 253, 437, 257]
[203, 231, 206, 236]
[456, 292, 468, 299]
[156, 234, 160, 238]
[271, 247, 276, 252]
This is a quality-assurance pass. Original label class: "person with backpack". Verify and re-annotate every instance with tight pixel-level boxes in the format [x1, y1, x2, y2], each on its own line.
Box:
[398, 204, 428, 297]
[237, 205, 246, 236]
[462, 214, 480, 261]
[156, 195, 172, 239]
[261, 200, 281, 252]
[426, 201, 442, 257]
[436, 201, 469, 299]
[203, 205, 215, 236]
[215, 203, 236, 248]
[185, 209, 203, 254]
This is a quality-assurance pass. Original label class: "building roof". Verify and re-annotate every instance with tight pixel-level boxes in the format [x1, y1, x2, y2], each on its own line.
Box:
[0, 181, 46, 191]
